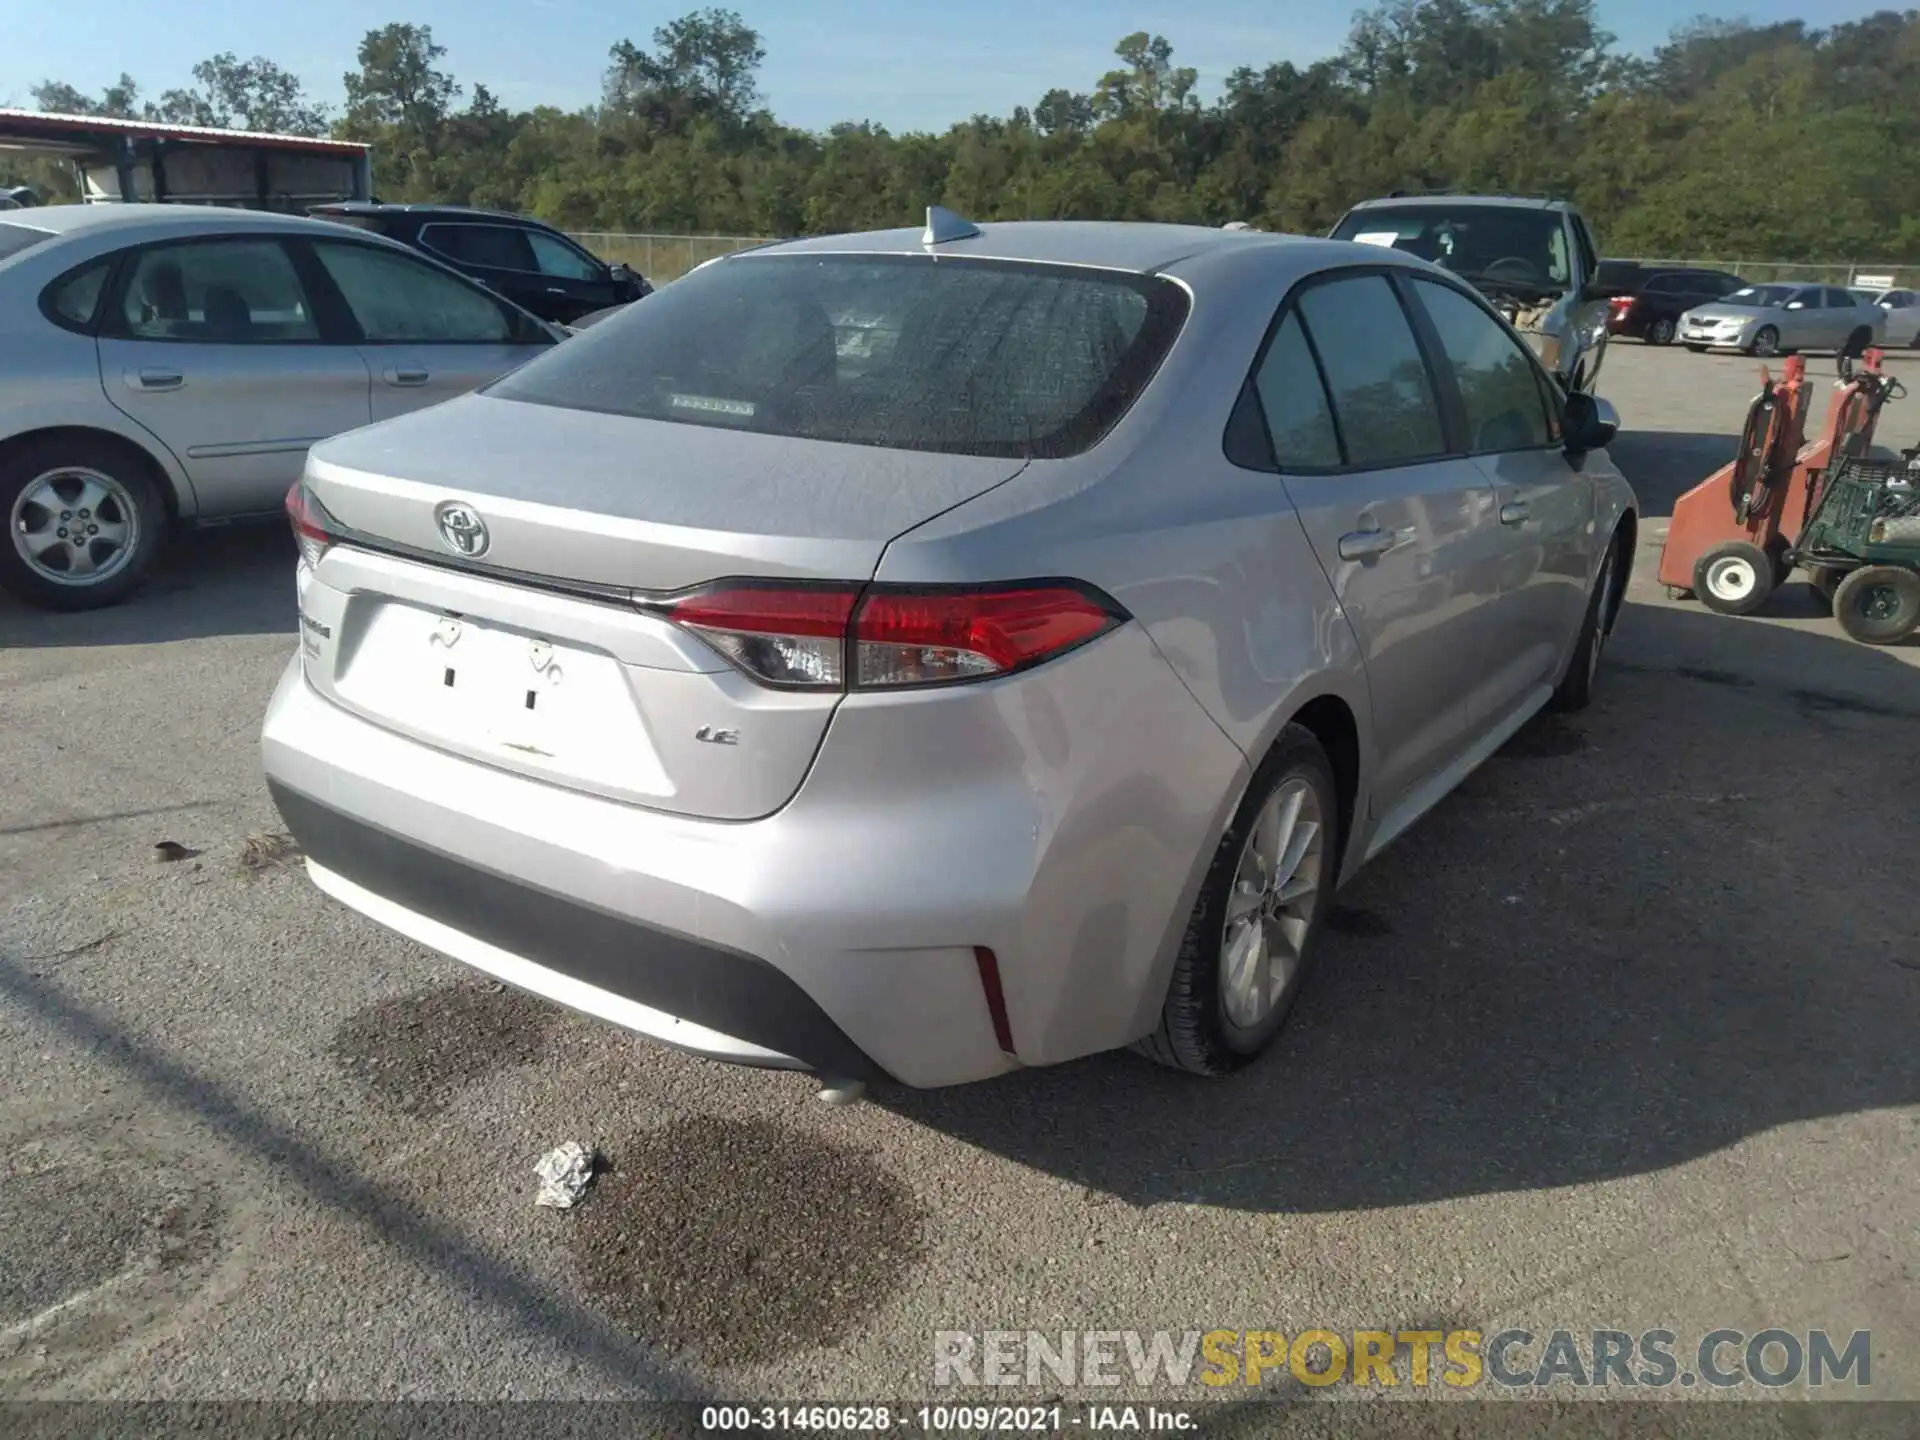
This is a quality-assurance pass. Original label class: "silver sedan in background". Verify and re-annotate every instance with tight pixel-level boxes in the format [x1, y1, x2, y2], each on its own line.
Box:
[1679, 282, 1886, 357]
[0, 204, 560, 610]
[1869, 287, 1920, 347]
[262, 216, 1638, 1090]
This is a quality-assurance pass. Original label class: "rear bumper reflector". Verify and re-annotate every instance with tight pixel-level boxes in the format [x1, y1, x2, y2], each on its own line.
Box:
[974, 945, 1017, 1057]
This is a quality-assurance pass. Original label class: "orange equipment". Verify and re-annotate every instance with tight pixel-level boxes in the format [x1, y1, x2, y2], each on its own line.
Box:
[1658, 352, 1893, 615]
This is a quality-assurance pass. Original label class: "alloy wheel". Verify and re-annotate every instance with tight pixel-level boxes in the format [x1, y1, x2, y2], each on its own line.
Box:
[1220, 778, 1326, 1029]
[10, 467, 141, 587]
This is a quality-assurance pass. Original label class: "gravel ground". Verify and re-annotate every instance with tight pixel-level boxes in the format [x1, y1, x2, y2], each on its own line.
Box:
[1, 344, 1917, 1419]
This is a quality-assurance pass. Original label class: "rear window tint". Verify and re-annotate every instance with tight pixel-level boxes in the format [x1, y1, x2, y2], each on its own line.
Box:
[487, 253, 1190, 458]
[0, 222, 52, 264]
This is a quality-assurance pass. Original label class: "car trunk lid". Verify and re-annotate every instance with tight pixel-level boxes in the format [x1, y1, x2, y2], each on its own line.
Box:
[296, 394, 1028, 820]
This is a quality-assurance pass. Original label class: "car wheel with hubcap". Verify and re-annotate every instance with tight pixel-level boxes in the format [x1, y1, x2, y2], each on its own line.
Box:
[1749, 326, 1780, 358]
[1, 436, 168, 611]
[1137, 724, 1337, 1076]
[1692, 539, 1775, 616]
[1551, 535, 1622, 712]
[1831, 565, 1920, 645]
[1647, 316, 1675, 346]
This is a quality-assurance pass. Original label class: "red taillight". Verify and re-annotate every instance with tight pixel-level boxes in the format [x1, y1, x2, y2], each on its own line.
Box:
[285, 481, 337, 568]
[853, 585, 1121, 687]
[1609, 295, 1635, 313]
[658, 581, 1125, 691]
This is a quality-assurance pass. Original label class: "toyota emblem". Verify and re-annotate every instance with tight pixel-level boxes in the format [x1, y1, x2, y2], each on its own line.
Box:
[435, 501, 489, 557]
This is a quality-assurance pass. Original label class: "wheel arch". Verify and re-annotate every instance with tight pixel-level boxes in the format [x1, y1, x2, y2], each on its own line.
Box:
[1607, 507, 1637, 632]
[0, 423, 192, 522]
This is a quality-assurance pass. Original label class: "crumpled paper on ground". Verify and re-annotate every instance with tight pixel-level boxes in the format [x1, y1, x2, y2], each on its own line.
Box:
[533, 1141, 597, 1209]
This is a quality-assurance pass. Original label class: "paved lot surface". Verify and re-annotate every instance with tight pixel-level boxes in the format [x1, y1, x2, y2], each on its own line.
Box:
[2, 344, 1917, 1409]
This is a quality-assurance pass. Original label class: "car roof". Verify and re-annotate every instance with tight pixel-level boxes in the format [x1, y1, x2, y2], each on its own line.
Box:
[313, 202, 543, 223]
[0, 202, 361, 240]
[732, 220, 1338, 277]
[1346, 194, 1574, 213]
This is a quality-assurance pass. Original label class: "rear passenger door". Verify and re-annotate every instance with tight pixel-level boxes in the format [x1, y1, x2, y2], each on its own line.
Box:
[1246, 270, 1501, 823]
[299, 238, 554, 420]
[1405, 275, 1591, 731]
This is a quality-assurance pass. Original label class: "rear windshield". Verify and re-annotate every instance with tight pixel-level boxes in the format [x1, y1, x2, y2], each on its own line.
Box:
[486, 253, 1190, 458]
[0, 222, 52, 264]
[1726, 285, 1793, 307]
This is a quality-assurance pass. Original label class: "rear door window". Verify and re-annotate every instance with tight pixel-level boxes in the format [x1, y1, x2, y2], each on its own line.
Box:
[487, 252, 1189, 459]
[421, 223, 538, 273]
[116, 239, 318, 342]
[1292, 274, 1445, 466]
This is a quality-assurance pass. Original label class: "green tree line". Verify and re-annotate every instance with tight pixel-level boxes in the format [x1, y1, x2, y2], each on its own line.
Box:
[19, 2, 1920, 260]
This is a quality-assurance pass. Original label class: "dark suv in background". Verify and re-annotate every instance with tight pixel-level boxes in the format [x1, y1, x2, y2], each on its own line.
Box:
[1596, 262, 1746, 346]
[308, 203, 651, 325]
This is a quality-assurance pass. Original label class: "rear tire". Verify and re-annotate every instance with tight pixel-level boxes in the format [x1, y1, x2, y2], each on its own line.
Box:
[0, 435, 168, 611]
[1693, 540, 1774, 616]
[1551, 534, 1622, 713]
[1137, 725, 1339, 1077]
[1647, 316, 1675, 346]
[1832, 565, 1920, 645]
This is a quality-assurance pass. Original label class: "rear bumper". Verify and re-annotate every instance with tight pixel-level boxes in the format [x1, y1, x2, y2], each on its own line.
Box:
[269, 779, 879, 1078]
[260, 619, 1245, 1088]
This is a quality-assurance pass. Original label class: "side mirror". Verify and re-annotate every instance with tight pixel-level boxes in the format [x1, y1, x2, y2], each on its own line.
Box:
[1786, 301, 1805, 310]
[1563, 392, 1619, 453]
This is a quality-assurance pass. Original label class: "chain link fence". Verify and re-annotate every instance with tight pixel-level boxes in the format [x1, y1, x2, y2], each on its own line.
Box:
[1615, 257, 1919, 289]
[567, 232, 770, 282]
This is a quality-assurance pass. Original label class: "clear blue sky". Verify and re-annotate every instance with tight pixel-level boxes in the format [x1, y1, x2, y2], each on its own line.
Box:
[0, 0, 1890, 135]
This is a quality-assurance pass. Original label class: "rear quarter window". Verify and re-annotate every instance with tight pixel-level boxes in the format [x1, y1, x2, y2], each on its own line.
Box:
[487, 253, 1190, 459]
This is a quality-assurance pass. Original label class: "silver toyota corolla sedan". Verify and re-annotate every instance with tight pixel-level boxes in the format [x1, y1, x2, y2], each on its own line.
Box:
[0, 204, 560, 610]
[262, 213, 1637, 1090]
[1678, 282, 1886, 357]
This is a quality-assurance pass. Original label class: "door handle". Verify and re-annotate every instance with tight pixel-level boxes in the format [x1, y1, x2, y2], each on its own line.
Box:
[545, 287, 567, 295]
[383, 368, 430, 386]
[127, 368, 183, 392]
[1499, 500, 1531, 525]
[1337, 526, 1411, 561]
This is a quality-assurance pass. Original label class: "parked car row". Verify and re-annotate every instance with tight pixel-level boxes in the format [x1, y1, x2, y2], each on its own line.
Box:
[1599, 261, 1917, 355]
